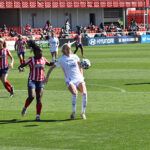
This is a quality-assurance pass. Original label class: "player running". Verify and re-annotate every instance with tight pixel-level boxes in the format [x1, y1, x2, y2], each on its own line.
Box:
[48, 31, 59, 62]
[0, 38, 14, 97]
[15, 35, 27, 68]
[18, 40, 53, 121]
[45, 42, 87, 120]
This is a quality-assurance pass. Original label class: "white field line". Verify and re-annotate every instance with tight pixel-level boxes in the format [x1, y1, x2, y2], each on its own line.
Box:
[1, 89, 150, 94]
[1, 85, 125, 93]
[87, 83, 126, 93]
[0, 89, 150, 94]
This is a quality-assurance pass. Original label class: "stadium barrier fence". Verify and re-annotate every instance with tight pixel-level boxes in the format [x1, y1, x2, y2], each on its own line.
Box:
[5, 35, 150, 50]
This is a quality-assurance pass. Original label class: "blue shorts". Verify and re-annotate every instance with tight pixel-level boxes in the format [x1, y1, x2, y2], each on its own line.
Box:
[18, 51, 25, 57]
[0, 68, 9, 77]
[28, 80, 45, 89]
[76, 43, 83, 49]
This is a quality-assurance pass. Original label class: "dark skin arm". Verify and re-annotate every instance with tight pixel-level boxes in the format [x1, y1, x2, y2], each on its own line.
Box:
[18, 62, 28, 71]
[45, 61, 54, 67]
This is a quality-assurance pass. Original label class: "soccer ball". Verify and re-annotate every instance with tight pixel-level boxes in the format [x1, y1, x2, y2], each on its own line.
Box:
[80, 58, 91, 69]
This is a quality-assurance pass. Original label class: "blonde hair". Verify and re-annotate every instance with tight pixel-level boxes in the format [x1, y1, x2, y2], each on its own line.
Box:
[61, 43, 71, 52]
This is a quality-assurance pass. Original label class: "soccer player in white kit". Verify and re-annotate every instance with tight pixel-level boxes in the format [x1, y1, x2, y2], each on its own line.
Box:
[45, 43, 87, 120]
[49, 31, 59, 62]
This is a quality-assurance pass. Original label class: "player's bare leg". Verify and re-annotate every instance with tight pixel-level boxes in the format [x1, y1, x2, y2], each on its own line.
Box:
[68, 83, 78, 120]
[35, 88, 43, 121]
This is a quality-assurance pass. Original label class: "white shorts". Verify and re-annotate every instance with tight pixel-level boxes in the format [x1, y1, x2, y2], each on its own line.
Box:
[50, 48, 58, 53]
[66, 79, 85, 88]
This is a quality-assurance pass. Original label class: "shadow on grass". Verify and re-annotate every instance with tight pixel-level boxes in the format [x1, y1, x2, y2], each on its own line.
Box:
[125, 82, 150, 86]
[0, 118, 75, 125]
[0, 96, 9, 99]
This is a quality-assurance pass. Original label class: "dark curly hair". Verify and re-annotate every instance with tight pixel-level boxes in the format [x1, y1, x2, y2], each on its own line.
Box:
[27, 40, 42, 52]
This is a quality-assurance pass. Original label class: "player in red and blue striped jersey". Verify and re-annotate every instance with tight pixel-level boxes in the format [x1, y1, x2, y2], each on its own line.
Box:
[15, 34, 27, 67]
[0, 38, 14, 97]
[74, 31, 84, 58]
[18, 40, 53, 121]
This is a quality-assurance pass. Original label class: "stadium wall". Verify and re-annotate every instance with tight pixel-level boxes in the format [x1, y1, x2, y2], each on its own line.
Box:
[21, 8, 104, 29]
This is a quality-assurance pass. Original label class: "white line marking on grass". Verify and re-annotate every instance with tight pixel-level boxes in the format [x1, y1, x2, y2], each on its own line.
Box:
[0, 89, 66, 92]
[1, 89, 150, 94]
[87, 83, 126, 93]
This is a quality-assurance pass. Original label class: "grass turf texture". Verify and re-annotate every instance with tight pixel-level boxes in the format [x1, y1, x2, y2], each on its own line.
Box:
[0, 44, 150, 149]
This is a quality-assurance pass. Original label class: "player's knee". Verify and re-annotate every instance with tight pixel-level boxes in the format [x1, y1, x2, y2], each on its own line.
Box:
[29, 96, 34, 100]
[36, 100, 41, 104]
[72, 93, 77, 98]
[36, 96, 41, 102]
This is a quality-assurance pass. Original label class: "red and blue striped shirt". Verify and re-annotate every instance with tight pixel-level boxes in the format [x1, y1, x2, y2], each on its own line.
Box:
[0, 48, 11, 69]
[25, 57, 49, 81]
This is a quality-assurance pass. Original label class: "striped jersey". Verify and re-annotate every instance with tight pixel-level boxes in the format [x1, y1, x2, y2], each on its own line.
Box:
[25, 57, 49, 81]
[75, 34, 82, 44]
[0, 48, 11, 69]
[15, 40, 26, 53]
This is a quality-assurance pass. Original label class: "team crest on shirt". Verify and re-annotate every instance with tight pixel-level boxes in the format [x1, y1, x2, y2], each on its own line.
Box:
[67, 59, 76, 68]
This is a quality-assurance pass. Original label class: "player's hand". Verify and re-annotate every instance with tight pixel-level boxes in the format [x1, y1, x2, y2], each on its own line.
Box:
[18, 66, 23, 72]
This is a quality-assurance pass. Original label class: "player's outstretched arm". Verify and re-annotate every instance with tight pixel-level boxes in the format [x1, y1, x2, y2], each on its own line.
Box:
[78, 61, 83, 75]
[45, 65, 56, 84]
[18, 62, 28, 72]
[8, 51, 14, 69]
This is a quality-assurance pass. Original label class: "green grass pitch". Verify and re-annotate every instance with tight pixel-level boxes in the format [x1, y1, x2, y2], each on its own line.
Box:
[0, 44, 150, 150]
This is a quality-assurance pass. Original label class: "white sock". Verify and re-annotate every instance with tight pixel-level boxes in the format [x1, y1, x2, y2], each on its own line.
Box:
[82, 93, 87, 114]
[72, 94, 77, 113]
[36, 114, 40, 118]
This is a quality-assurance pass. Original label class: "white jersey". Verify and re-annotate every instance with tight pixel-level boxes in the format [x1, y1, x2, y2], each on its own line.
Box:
[49, 37, 59, 52]
[56, 54, 84, 85]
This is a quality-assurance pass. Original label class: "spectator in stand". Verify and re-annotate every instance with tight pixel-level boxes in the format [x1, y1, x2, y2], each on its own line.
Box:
[24, 24, 32, 35]
[1, 24, 8, 33]
[43, 20, 52, 33]
[58, 27, 65, 38]
[99, 22, 104, 30]
[9, 28, 17, 37]
[118, 18, 123, 28]
[130, 18, 139, 31]
[82, 26, 87, 34]
[101, 30, 107, 37]
[65, 19, 70, 34]
[110, 22, 115, 31]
